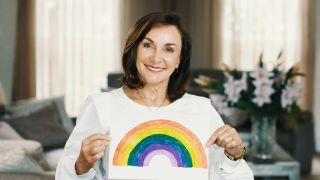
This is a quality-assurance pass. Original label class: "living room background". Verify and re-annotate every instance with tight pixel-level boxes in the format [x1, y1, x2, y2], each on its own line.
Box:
[34, 0, 314, 114]
[0, 0, 319, 152]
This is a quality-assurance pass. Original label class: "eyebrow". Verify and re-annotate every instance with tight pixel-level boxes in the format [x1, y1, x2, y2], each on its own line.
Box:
[144, 37, 177, 47]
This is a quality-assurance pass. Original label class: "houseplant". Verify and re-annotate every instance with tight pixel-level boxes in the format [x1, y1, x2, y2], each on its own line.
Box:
[194, 53, 304, 159]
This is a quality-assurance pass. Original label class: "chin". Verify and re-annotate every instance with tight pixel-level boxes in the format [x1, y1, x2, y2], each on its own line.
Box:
[144, 77, 168, 86]
[145, 80, 165, 85]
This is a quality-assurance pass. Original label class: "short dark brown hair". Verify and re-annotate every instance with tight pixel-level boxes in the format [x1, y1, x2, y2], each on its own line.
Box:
[122, 12, 191, 102]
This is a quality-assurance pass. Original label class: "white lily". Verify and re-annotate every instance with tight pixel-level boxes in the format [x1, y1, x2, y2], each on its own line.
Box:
[281, 79, 303, 108]
[250, 67, 273, 80]
[209, 94, 228, 114]
[252, 79, 275, 107]
[224, 77, 241, 104]
[281, 88, 293, 108]
[238, 72, 248, 92]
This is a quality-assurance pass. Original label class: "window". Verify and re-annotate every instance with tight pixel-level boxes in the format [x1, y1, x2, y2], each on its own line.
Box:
[36, 0, 121, 115]
[221, 0, 302, 70]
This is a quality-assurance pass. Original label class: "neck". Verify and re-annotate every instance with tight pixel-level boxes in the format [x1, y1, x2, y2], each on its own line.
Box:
[137, 83, 168, 107]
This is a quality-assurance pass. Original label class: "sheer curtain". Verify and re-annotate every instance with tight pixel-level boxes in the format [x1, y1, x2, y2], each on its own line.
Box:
[36, 0, 121, 115]
[213, 0, 315, 110]
[217, 0, 302, 70]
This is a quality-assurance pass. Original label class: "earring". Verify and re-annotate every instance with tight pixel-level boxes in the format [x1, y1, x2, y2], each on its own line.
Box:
[175, 67, 179, 74]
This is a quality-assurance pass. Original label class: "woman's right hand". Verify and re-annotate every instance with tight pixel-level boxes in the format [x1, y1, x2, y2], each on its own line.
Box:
[75, 133, 111, 175]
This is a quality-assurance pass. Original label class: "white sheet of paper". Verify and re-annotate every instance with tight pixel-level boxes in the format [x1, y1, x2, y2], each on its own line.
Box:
[107, 115, 210, 180]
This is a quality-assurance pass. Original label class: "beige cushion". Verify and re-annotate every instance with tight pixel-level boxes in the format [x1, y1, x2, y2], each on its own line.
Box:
[0, 139, 51, 171]
[0, 121, 23, 139]
[0, 148, 44, 173]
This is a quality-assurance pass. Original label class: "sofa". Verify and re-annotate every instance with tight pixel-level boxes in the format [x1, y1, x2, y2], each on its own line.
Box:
[106, 69, 316, 175]
[0, 96, 74, 180]
[0, 68, 314, 179]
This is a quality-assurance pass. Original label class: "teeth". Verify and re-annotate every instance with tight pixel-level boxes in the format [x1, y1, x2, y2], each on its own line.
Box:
[147, 65, 163, 72]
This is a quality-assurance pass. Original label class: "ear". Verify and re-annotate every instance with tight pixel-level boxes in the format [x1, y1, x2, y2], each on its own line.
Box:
[175, 62, 180, 69]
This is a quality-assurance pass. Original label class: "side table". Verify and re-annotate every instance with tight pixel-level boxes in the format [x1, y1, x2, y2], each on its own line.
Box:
[241, 133, 300, 180]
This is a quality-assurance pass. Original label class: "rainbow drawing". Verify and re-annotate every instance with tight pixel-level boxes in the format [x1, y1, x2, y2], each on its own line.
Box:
[113, 119, 207, 168]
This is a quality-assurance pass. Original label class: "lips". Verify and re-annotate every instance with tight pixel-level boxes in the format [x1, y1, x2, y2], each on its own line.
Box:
[145, 65, 165, 72]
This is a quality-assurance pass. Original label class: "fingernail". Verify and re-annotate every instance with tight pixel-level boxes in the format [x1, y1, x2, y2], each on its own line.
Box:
[205, 142, 210, 148]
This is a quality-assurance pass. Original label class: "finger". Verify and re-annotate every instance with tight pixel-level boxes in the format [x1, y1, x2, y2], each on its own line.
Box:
[93, 151, 105, 161]
[91, 139, 111, 147]
[89, 145, 107, 155]
[220, 136, 233, 148]
[86, 150, 105, 164]
[81, 138, 111, 160]
[227, 129, 242, 146]
[87, 134, 111, 143]
[206, 128, 225, 147]
[225, 134, 243, 150]
[83, 133, 111, 145]
[219, 127, 241, 143]
[225, 140, 239, 149]
[83, 142, 107, 156]
[206, 125, 229, 147]
[216, 130, 233, 146]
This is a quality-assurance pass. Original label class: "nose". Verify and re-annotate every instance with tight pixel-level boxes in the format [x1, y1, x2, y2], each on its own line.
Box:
[151, 48, 163, 63]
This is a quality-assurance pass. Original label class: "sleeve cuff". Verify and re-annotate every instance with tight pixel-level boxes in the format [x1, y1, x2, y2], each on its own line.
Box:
[77, 168, 96, 179]
[69, 157, 96, 179]
[218, 155, 242, 173]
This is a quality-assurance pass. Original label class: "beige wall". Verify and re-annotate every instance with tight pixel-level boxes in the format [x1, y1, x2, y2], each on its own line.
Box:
[0, 0, 18, 103]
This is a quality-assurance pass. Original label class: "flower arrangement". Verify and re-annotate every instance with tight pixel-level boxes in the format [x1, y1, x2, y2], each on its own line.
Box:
[194, 53, 304, 128]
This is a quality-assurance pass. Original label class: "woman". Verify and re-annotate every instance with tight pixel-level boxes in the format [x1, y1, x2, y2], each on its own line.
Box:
[56, 12, 253, 180]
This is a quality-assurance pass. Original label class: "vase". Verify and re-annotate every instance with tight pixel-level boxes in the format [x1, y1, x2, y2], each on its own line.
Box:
[251, 115, 276, 159]
[221, 107, 249, 127]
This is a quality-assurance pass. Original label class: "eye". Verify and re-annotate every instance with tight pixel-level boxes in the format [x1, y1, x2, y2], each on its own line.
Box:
[143, 42, 152, 48]
[166, 47, 174, 53]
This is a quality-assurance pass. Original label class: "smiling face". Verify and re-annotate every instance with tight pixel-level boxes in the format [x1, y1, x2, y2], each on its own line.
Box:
[136, 25, 182, 86]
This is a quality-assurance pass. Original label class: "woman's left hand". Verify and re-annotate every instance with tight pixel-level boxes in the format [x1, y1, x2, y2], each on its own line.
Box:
[206, 124, 243, 156]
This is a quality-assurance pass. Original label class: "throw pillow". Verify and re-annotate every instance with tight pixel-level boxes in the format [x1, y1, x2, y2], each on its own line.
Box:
[0, 148, 44, 173]
[0, 139, 51, 171]
[44, 148, 65, 170]
[6, 96, 74, 133]
[51, 97, 74, 133]
[0, 121, 23, 139]
[6, 104, 70, 151]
